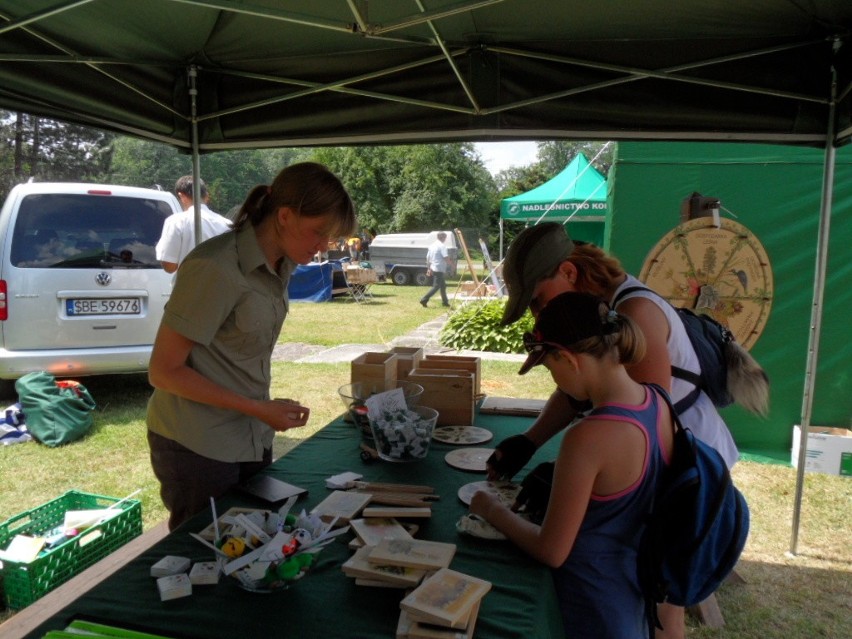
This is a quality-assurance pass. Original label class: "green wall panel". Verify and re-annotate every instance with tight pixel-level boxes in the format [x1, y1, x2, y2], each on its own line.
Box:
[607, 142, 852, 461]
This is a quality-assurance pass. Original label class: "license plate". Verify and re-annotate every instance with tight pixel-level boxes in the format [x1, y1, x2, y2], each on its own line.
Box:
[66, 298, 141, 316]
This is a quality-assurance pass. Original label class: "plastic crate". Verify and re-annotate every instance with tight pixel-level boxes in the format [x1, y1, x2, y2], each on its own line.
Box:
[0, 490, 142, 609]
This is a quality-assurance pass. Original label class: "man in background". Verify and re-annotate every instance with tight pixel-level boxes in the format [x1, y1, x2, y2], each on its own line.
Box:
[420, 231, 451, 308]
[156, 175, 231, 273]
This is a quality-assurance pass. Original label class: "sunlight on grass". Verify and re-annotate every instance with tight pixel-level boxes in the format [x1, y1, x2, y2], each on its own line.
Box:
[282, 282, 449, 346]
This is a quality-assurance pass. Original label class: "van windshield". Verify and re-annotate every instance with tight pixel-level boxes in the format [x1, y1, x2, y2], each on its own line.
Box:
[10, 193, 172, 268]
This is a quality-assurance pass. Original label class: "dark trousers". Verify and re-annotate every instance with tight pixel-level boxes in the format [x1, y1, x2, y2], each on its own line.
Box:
[421, 271, 448, 305]
[148, 430, 271, 531]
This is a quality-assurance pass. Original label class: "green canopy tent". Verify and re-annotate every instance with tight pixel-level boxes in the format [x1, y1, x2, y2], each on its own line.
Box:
[0, 0, 849, 555]
[499, 153, 608, 258]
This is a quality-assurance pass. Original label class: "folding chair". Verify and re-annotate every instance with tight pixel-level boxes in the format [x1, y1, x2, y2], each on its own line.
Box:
[342, 264, 376, 303]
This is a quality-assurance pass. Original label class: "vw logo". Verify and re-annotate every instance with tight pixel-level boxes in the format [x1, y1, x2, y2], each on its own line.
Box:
[95, 272, 112, 286]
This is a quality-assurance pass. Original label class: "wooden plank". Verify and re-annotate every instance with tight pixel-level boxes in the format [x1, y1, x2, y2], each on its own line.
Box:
[0, 521, 169, 639]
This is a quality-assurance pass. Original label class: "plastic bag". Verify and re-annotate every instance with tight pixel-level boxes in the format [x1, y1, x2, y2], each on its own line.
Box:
[15, 372, 96, 446]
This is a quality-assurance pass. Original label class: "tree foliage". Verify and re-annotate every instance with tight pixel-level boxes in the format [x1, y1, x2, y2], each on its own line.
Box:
[0, 110, 617, 248]
[0, 110, 115, 200]
[108, 138, 306, 215]
[308, 143, 495, 235]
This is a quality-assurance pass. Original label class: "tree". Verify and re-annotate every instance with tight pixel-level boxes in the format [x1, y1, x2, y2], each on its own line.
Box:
[308, 143, 495, 236]
[0, 110, 115, 200]
[108, 137, 307, 214]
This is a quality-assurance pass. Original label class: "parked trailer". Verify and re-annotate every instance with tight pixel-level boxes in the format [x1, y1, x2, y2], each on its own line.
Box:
[369, 231, 459, 285]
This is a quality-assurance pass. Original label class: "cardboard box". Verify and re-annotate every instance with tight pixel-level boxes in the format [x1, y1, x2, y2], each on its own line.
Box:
[459, 281, 488, 297]
[408, 369, 475, 426]
[344, 266, 377, 284]
[351, 352, 398, 386]
[791, 425, 852, 476]
[420, 355, 481, 395]
[389, 347, 424, 380]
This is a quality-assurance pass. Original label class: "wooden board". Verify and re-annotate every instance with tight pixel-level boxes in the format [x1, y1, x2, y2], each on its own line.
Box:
[478, 396, 547, 417]
[400, 568, 491, 629]
[367, 537, 456, 570]
[310, 490, 372, 525]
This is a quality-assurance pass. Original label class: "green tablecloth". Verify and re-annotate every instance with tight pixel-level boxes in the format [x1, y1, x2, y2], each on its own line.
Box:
[22, 410, 565, 639]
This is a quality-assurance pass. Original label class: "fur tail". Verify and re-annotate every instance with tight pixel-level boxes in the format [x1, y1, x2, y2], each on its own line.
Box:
[726, 342, 770, 416]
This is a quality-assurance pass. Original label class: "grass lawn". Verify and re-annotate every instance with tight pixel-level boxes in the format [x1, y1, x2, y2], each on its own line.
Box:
[0, 281, 850, 637]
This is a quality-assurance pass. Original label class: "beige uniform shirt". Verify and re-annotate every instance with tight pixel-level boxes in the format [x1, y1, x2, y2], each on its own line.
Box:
[146, 225, 294, 462]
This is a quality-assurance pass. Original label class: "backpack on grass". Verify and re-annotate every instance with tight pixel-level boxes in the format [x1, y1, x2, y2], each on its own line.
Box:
[639, 385, 750, 632]
[613, 285, 769, 416]
[15, 371, 96, 447]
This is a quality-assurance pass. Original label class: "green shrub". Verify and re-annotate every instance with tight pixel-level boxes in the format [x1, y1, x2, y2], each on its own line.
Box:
[439, 299, 534, 353]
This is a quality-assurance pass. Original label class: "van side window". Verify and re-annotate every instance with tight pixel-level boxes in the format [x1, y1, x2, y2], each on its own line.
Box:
[10, 194, 172, 268]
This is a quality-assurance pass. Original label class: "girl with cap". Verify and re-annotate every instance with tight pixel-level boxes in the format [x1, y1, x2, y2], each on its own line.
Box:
[491, 222, 739, 639]
[147, 162, 356, 531]
[470, 291, 674, 639]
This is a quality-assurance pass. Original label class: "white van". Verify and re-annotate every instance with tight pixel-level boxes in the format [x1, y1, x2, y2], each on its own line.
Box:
[0, 182, 182, 394]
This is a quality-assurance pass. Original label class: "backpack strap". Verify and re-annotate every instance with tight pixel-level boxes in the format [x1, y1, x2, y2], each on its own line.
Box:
[612, 285, 702, 414]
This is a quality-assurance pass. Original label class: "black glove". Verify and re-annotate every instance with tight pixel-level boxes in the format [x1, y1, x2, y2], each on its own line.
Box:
[513, 461, 554, 524]
[486, 434, 537, 480]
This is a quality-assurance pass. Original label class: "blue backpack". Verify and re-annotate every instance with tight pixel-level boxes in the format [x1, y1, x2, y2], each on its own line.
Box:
[639, 385, 750, 631]
[613, 285, 768, 415]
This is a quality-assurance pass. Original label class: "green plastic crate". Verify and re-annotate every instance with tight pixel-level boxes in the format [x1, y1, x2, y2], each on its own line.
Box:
[0, 490, 142, 609]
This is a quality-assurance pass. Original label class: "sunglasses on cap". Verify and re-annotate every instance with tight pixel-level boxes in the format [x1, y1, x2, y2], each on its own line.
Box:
[518, 331, 567, 374]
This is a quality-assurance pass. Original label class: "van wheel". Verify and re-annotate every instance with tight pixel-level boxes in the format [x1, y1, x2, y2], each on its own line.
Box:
[414, 272, 430, 286]
[391, 270, 411, 286]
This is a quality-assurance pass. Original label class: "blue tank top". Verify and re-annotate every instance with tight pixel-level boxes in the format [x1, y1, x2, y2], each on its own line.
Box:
[551, 385, 670, 639]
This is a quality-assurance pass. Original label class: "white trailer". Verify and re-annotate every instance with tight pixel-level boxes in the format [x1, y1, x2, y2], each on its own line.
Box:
[368, 231, 459, 285]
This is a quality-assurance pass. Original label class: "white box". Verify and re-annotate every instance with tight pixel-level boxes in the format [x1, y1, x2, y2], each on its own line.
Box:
[189, 561, 220, 585]
[150, 555, 191, 577]
[156, 573, 192, 601]
[791, 425, 852, 477]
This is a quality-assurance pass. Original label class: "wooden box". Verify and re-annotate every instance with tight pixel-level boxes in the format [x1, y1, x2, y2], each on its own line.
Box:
[419, 355, 481, 396]
[389, 347, 424, 380]
[408, 369, 475, 426]
[351, 352, 398, 387]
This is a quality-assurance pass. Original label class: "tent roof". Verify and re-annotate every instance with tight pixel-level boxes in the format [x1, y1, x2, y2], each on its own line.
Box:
[500, 153, 608, 221]
[0, 1, 850, 152]
[503, 154, 607, 204]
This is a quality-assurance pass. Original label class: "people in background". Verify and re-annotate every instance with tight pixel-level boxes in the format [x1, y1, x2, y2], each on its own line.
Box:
[146, 162, 356, 530]
[419, 231, 451, 308]
[471, 291, 673, 639]
[487, 222, 738, 639]
[156, 175, 231, 273]
[347, 235, 361, 260]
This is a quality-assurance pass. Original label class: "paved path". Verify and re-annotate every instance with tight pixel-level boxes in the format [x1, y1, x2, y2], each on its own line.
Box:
[272, 313, 525, 364]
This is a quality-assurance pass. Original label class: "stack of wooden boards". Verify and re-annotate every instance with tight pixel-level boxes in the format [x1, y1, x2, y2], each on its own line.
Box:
[330, 481, 491, 639]
[311, 482, 438, 524]
[342, 530, 491, 639]
[350, 348, 481, 426]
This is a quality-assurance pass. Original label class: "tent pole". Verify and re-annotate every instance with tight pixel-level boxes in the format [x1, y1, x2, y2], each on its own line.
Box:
[499, 218, 503, 262]
[188, 65, 202, 247]
[789, 49, 838, 556]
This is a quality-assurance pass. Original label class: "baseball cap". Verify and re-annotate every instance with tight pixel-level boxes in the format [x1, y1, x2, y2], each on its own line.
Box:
[518, 292, 617, 374]
[500, 223, 575, 325]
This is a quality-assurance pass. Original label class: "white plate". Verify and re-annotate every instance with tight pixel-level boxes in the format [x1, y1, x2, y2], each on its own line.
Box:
[457, 480, 520, 507]
[444, 447, 494, 472]
[432, 425, 493, 445]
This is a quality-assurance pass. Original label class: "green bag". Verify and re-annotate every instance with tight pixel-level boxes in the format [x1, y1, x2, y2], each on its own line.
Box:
[15, 371, 97, 447]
